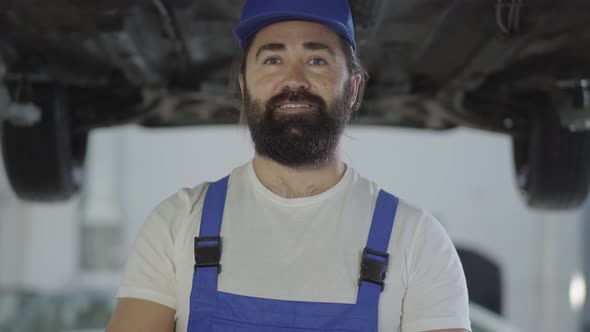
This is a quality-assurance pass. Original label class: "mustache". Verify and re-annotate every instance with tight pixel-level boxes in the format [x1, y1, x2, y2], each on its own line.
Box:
[265, 88, 327, 112]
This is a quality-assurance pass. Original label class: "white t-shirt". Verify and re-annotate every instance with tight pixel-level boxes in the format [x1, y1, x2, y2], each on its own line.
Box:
[117, 161, 471, 332]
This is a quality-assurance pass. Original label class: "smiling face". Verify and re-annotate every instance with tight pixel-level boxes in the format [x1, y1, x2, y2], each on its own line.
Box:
[240, 20, 361, 168]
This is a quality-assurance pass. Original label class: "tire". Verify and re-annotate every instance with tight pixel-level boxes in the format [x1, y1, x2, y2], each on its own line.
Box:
[513, 106, 590, 210]
[1, 85, 87, 202]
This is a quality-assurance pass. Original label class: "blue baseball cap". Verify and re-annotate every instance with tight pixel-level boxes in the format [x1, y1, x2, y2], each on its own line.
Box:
[233, 0, 357, 51]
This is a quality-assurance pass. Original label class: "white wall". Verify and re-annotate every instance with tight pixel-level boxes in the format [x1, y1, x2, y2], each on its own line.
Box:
[0, 155, 29, 286]
[536, 210, 585, 332]
[23, 200, 80, 291]
[104, 124, 582, 332]
[0, 153, 80, 292]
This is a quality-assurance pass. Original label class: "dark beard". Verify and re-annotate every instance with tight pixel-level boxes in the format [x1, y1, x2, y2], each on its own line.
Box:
[243, 83, 353, 168]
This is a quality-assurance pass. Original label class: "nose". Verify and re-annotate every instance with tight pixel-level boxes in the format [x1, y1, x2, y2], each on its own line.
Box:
[281, 62, 311, 91]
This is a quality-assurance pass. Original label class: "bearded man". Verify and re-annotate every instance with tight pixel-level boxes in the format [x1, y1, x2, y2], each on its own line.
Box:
[107, 1, 471, 331]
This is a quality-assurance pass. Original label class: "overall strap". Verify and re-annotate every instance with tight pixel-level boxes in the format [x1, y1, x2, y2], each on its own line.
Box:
[200, 176, 229, 237]
[189, 176, 229, 303]
[356, 189, 399, 307]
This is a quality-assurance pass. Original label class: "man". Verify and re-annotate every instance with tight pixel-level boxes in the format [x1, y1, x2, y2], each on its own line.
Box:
[107, 1, 471, 331]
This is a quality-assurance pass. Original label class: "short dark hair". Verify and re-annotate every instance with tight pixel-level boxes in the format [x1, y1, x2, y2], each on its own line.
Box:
[229, 35, 369, 115]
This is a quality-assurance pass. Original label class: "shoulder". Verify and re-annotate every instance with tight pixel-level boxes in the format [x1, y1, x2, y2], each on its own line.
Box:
[157, 184, 209, 216]
[352, 168, 440, 240]
[117, 182, 212, 309]
[390, 198, 453, 256]
[144, 164, 248, 243]
[143, 182, 211, 243]
[349, 168, 430, 226]
[359, 176, 450, 263]
[392, 201, 463, 286]
[395, 201, 446, 241]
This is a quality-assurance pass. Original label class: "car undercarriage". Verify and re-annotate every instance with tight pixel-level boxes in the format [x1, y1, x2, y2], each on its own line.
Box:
[1, 0, 590, 208]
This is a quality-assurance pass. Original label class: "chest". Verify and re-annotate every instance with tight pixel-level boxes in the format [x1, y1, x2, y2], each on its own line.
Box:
[174, 207, 406, 331]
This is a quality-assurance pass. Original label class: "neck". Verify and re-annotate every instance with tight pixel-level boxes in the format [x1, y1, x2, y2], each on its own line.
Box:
[252, 147, 347, 199]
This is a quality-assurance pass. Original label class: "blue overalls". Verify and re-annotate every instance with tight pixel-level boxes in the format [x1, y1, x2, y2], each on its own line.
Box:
[187, 176, 399, 331]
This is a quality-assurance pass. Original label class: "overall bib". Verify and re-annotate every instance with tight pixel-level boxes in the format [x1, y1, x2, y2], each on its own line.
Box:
[187, 176, 399, 331]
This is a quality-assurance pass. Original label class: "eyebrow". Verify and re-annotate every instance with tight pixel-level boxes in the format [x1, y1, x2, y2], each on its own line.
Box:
[303, 42, 336, 58]
[255, 43, 286, 61]
[254, 42, 337, 61]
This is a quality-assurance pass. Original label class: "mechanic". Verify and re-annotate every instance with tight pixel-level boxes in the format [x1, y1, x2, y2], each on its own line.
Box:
[106, 0, 471, 331]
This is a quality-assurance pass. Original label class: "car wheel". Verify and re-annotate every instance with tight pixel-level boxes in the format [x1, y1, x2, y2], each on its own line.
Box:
[1, 85, 87, 202]
[513, 106, 590, 209]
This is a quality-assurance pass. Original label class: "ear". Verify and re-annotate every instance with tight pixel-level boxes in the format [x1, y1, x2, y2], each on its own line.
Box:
[349, 73, 362, 107]
[239, 73, 245, 98]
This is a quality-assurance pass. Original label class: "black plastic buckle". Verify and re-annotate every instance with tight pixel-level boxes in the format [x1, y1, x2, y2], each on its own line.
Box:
[194, 236, 222, 274]
[358, 247, 389, 291]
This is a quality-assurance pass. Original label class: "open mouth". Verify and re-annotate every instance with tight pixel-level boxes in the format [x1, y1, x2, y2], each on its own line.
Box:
[274, 103, 317, 113]
[278, 103, 313, 109]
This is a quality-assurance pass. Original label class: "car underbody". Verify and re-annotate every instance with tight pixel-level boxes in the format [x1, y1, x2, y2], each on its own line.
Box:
[1, 0, 590, 208]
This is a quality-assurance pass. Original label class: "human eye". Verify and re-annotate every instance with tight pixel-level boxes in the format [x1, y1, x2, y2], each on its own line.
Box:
[309, 58, 327, 66]
[263, 57, 282, 65]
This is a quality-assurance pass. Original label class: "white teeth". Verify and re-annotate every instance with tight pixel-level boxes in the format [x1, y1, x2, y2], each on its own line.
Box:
[278, 104, 311, 109]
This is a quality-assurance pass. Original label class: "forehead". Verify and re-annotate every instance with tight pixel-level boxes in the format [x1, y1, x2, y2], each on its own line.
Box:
[249, 20, 343, 50]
